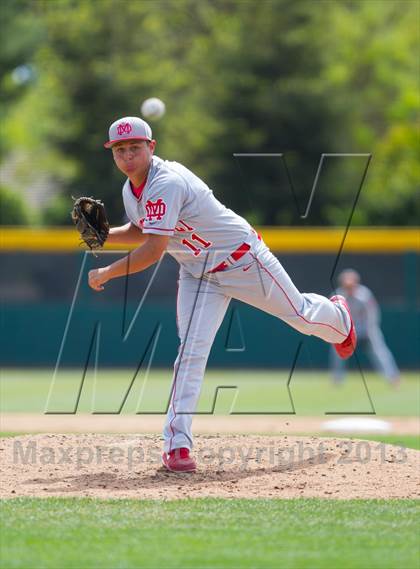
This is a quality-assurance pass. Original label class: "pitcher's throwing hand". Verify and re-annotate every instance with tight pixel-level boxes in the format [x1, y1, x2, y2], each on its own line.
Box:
[88, 268, 109, 291]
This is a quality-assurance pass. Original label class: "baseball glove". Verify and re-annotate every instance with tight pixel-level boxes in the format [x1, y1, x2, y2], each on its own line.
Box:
[71, 197, 109, 250]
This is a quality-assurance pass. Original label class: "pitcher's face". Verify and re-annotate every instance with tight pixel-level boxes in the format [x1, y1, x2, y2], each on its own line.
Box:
[112, 139, 155, 177]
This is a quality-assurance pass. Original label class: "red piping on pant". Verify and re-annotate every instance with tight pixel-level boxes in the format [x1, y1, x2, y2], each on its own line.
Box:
[250, 253, 348, 339]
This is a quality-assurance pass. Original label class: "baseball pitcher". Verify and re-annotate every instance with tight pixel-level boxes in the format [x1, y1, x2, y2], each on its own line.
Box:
[74, 116, 357, 473]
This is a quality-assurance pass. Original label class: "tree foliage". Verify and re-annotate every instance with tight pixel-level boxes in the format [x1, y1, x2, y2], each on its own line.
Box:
[0, 185, 31, 225]
[0, 0, 418, 226]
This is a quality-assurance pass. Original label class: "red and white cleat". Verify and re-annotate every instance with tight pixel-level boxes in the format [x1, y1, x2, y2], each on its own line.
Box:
[330, 295, 357, 360]
[162, 448, 197, 473]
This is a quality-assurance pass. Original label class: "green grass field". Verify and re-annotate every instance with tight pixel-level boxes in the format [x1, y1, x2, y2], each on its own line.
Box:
[1, 370, 418, 568]
[1, 498, 419, 569]
[1, 369, 419, 415]
[336, 434, 419, 450]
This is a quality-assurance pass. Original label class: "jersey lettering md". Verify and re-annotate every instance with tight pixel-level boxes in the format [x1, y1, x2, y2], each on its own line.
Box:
[123, 156, 253, 276]
[145, 198, 166, 221]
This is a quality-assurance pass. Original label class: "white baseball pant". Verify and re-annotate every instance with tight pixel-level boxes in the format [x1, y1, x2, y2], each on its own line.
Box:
[163, 233, 351, 452]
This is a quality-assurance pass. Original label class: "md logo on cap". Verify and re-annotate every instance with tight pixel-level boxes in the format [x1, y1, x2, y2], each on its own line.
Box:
[116, 122, 133, 136]
[104, 116, 152, 148]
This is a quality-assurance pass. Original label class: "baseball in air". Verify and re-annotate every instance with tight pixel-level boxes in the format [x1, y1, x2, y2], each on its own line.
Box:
[141, 97, 166, 120]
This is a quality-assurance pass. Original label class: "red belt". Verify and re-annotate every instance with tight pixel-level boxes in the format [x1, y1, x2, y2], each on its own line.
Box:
[208, 234, 263, 274]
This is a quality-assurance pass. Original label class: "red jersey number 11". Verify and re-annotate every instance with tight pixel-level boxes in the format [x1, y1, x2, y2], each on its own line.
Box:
[182, 233, 212, 256]
[177, 221, 212, 257]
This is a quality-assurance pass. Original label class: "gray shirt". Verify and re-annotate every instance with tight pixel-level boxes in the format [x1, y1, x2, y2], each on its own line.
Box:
[122, 156, 253, 277]
[337, 284, 380, 339]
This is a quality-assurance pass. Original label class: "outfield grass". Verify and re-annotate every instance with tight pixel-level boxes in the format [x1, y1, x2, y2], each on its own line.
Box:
[345, 434, 420, 450]
[0, 498, 418, 569]
[1, 370, 419, 416]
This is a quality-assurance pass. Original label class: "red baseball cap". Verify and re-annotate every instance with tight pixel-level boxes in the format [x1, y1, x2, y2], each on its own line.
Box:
[104, 116, 153, 148]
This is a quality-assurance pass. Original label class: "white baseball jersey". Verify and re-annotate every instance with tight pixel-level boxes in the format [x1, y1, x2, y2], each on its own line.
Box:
[119, 154, 352, 454]
[122, 156, 253, 277]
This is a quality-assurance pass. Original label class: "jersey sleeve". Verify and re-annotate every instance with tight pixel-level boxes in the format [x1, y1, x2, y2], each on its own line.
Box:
[141, 172, 185, 236]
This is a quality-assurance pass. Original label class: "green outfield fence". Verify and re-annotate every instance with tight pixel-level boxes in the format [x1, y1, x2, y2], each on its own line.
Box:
[1, 227, 418, 368]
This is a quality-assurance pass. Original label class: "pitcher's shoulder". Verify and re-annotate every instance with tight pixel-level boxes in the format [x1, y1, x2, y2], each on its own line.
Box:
[152, 157, 194, 186]
[144, 157, 188, 195]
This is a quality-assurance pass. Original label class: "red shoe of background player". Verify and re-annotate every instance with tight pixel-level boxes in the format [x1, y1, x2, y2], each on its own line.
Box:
[330, 295, 357, 360]
[162, 448, 197, 473]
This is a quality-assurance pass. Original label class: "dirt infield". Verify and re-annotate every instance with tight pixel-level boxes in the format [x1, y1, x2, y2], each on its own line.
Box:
[1, 434, 419, 500]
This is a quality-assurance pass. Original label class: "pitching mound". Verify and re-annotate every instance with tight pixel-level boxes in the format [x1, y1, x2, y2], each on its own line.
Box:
[1, 434, 418, 500]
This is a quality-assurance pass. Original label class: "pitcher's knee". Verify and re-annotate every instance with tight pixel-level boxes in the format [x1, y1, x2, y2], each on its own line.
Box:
[293, 317, 315, 336]
[285, 300, 316, 333]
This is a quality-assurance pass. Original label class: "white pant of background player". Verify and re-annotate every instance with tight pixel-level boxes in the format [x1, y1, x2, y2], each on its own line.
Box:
[330, 328, 399, 383]
[163, 232, 351, 452]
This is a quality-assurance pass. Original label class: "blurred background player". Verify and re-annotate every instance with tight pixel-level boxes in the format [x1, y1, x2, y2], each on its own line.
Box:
[330, 269, 400, 386]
